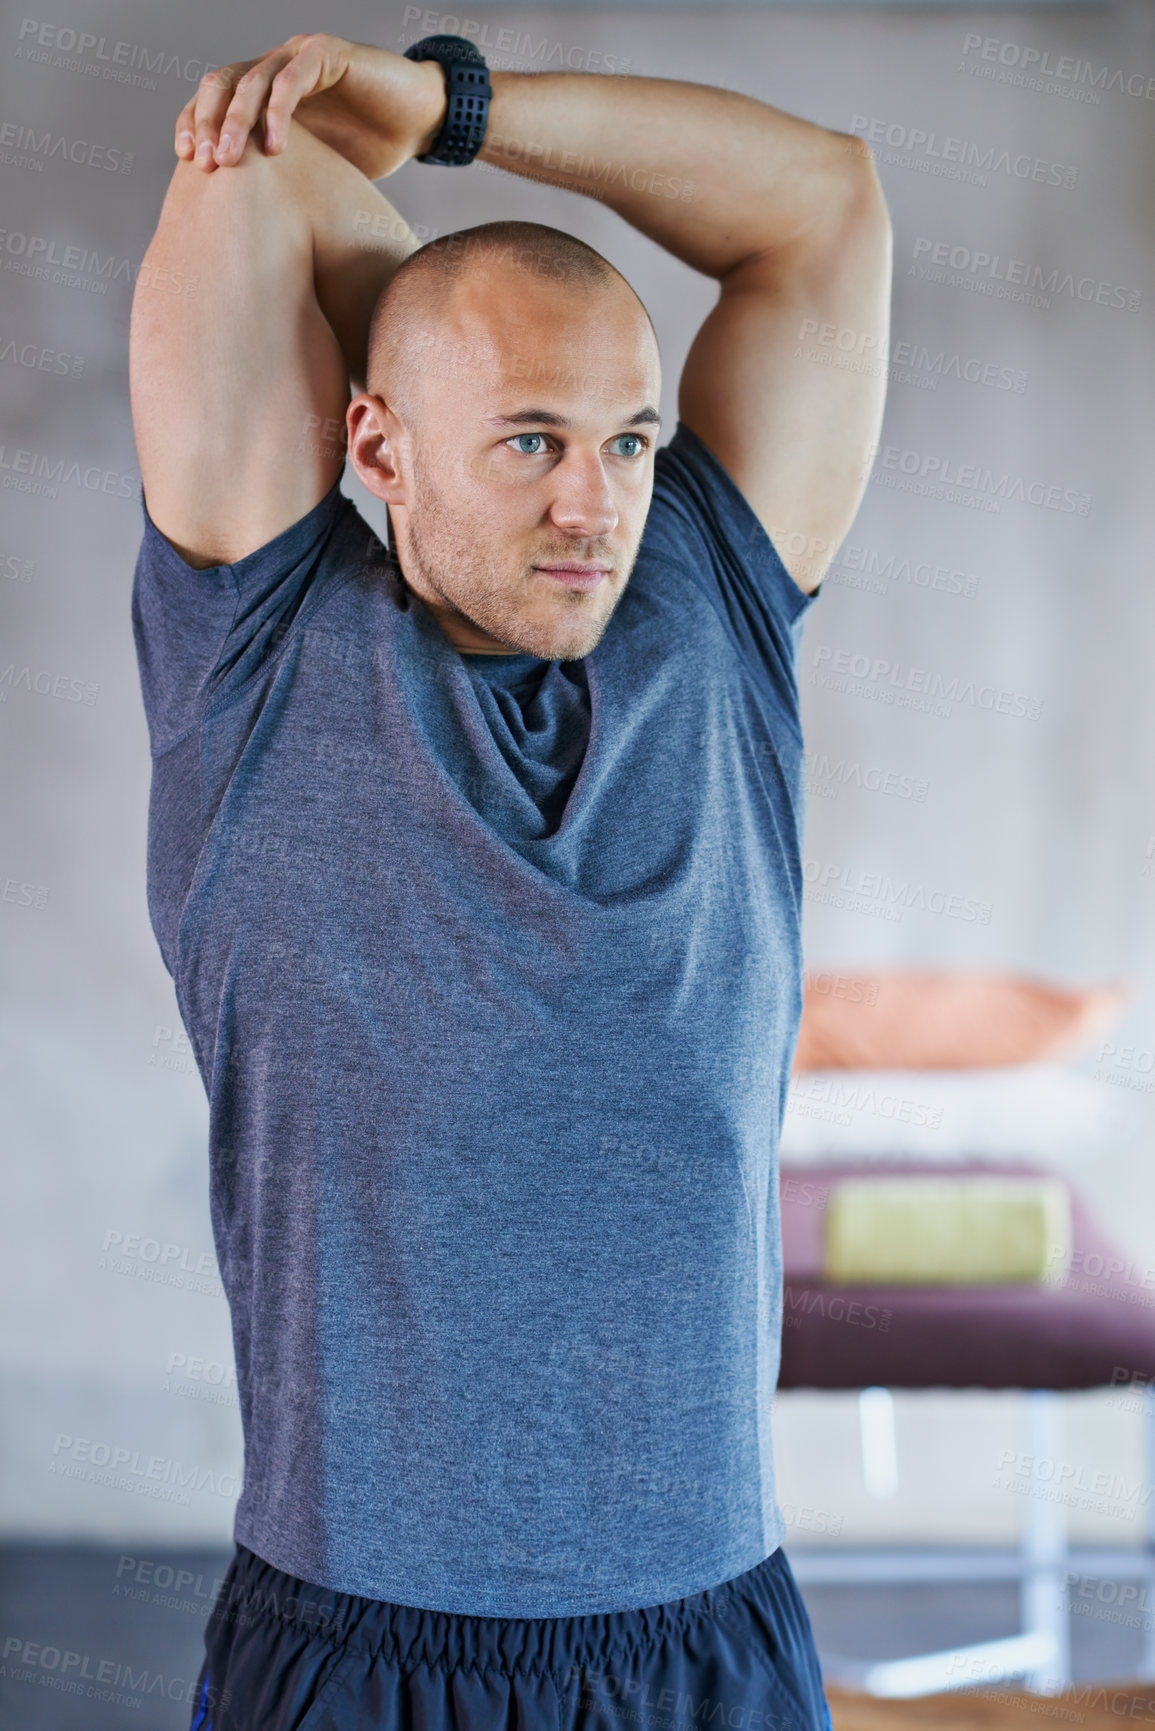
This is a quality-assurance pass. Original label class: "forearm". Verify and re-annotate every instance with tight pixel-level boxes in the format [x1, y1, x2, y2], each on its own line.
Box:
[476, 72, 871, 279]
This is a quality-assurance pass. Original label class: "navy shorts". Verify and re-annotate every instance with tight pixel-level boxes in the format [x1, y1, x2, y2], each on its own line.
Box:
[190, 1543, 831, 1731]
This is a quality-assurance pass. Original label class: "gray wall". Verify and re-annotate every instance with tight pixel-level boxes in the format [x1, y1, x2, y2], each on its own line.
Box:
[3, 0, 1154, 1549]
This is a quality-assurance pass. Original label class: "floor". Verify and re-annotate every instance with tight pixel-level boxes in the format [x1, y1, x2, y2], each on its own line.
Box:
[0, 1546, 1147, 1729]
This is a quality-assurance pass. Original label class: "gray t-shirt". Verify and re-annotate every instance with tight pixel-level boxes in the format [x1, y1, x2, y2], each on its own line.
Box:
[130, 421, 818, 1617]
[463, 651, 590, 833]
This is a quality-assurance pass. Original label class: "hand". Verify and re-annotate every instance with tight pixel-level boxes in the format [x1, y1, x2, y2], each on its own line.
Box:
[174, 33, 448, 181]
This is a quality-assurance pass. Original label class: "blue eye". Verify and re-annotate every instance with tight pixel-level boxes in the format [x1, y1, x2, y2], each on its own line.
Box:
[505, 431, 649, 458]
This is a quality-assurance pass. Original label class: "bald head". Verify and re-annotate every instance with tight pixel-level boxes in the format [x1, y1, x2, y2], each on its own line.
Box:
[347, 218, 662, 662]
[366, 220, 656, 425]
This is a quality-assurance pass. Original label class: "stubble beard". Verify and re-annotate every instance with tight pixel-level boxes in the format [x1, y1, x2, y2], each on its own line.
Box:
[402, 473, 627, 663]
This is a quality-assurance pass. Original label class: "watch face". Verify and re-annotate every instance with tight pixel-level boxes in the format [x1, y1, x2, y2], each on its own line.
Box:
[405, 34, 487, 67]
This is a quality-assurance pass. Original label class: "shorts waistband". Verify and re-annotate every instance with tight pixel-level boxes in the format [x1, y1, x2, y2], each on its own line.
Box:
[214, 1544, 794, 1681]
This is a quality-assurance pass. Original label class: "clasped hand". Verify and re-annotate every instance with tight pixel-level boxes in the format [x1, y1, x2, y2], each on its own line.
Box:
[174, 32, 447, 181]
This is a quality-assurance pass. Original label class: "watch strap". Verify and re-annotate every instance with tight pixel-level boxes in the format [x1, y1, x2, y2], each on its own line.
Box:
[403, 35, 492, 166]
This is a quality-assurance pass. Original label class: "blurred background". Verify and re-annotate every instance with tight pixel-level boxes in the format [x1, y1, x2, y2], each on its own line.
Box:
[2, 0, 1154, 1724]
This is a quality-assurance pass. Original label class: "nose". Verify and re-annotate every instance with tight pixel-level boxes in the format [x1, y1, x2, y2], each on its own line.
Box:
[548, 449, 619, 539]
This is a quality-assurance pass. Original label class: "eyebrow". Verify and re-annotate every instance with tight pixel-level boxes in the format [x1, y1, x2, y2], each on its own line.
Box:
[484, 406, 662, 429]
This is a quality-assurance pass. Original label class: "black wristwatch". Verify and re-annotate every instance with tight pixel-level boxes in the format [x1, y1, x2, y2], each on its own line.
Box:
[402, 35, 492, 166]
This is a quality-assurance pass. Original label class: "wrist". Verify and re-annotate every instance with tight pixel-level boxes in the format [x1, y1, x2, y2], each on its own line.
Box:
[410, 58, 448, 160]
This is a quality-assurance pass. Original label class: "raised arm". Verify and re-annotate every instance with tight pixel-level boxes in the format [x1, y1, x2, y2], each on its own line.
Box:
[129, 49, 433, 570]
[169, 37, 891, 591]
[476, 73, 893, 595]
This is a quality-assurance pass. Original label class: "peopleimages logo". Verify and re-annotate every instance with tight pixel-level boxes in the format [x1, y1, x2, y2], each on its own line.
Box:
[995, 1447, 1153, 1512]
[802, 857, 993, 926]
[0, 120, 134, 174]
[14, 18, 215, 87]
[960, 32, 1155, 103]
[797, 318, 1026, 395]
[871, 441, 1091, 516]
[400, 9, 632, 74]
[0, 663, 97, 705]
[788, 1075, 944, 1127]
[910, 237, 1141, 313]
[804, 750, 929, 803]
[49, 1433, 240, 1503]
[0, 442, 138, 500]
[810, 643, 1044, 721]
[783, 1286, 893, 1333]
[0, 226, 197, 297]
[829, 541, 980, 599]
[0, 1634, 230, 1715]
[851, 115, 1077, 189]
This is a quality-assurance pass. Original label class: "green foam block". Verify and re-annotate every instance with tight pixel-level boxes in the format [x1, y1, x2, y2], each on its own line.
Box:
[823, 1176, 1072, 1286]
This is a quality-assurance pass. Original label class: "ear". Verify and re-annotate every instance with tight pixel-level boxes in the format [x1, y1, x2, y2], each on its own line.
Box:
[347, 393, 407, 506]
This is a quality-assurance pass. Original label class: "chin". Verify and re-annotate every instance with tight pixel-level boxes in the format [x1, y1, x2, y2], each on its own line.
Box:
[539, 597, 620, 661]
[481, 607, 607, 663]
[534, 624, 608, 662]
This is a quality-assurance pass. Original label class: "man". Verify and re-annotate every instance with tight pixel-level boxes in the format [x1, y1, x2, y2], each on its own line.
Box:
[129, 30, 891, 1731]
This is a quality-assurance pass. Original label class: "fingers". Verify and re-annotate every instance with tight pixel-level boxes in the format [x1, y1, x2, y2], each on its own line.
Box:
[263, 35, 337, 154]
[174, 64, 241, 168]
[215, 51, 298, 165]
[174, 36, 311, 171]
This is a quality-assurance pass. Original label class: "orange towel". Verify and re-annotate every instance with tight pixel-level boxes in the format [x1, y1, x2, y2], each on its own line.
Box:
[794, 970, 1130, 1071]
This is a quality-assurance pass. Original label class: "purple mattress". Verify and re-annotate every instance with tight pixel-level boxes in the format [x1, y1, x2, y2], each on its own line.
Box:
[777, 1159, 1155, 1391]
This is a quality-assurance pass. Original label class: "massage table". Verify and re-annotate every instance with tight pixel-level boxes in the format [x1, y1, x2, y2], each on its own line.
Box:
[777, 1159, 1155, 1697]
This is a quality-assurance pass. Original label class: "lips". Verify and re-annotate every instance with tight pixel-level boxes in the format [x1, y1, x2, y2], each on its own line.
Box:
[533, 564, 611, 591]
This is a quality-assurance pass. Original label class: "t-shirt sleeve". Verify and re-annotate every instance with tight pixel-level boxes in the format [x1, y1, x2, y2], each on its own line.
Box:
[130, 477, 357, 755]
[641, 419, 820, 726]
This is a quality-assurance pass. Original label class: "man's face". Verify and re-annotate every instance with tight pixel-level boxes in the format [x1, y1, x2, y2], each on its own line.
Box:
[356, 264, 662, 662]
